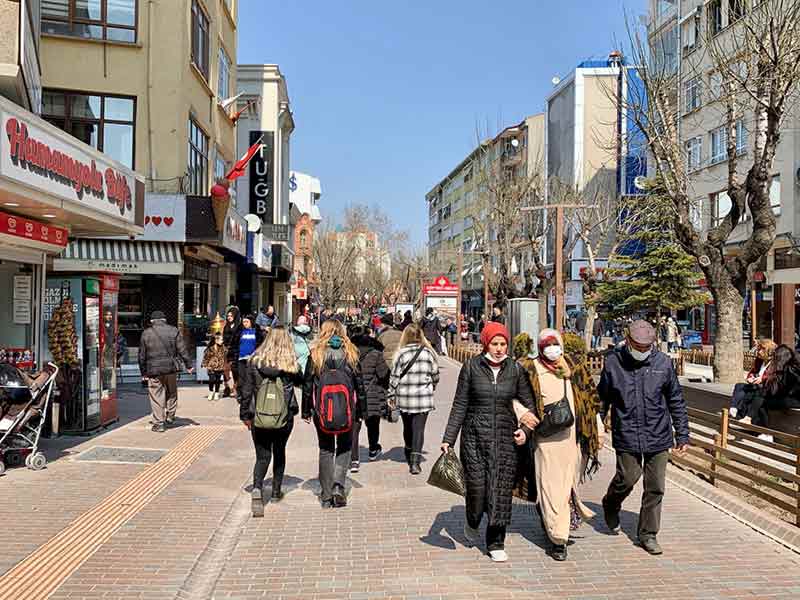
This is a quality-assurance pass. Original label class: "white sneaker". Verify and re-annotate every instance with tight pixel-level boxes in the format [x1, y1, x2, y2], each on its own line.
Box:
[758, 433, 773, 443]
[729, 407, 738, 418]
[738, 415, 752, 425]
[464, 523, 480, 547]
[207, 392, 214, 401]
[489, 550, 508, 562]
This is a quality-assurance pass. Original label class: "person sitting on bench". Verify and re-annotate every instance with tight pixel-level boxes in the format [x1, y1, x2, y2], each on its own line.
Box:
[730, 339, 775, 419]
[739, 344, 800, 440]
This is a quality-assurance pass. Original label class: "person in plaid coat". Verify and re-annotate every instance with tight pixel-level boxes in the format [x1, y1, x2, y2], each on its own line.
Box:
[388, 323, 440, 474]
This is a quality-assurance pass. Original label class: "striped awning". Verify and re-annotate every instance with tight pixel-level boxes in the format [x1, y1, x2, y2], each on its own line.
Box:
[53, 240, 184, 275]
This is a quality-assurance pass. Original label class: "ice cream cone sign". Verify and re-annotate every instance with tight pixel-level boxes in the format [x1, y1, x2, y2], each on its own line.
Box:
[211, 178, 230, 232]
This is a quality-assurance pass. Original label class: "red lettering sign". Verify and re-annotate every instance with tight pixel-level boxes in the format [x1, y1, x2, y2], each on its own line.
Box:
[5, 117, 132, 216]
[0, 210, 67, 248]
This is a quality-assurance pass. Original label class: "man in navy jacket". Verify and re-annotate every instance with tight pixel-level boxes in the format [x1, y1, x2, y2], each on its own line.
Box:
[598, 319, 689, 555]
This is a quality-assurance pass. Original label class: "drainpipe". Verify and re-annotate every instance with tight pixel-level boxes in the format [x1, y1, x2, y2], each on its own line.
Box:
[146, 0, 155, 191]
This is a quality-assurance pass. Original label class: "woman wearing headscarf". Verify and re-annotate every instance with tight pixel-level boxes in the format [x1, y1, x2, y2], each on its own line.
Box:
[513, 329, 603, 562]
[441, 321, 535, 563]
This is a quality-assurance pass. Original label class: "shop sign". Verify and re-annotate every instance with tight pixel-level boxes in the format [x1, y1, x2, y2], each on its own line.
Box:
[0, 210, 67, 248]
[272, 243, 292, 271]
[248, 130, 275, 224]
[222, 211, 246, 256]
[13, 274, 32, 324]
[140, 194, 186, 242]
[423, 275, 459, 296]
[262, 240, 273, 270]
[0, 104, 141, 224]
[262, 223, 289, 242]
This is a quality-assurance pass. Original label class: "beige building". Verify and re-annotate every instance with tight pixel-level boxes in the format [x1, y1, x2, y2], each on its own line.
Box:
[38, 0, 241, 361]
[649, 0, 798, 344]
[426, 114, 545, 317]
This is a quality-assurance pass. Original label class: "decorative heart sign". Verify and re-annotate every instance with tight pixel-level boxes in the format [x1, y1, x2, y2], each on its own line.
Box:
[145, 216, 151, 224]
[164, 217, 174, 227]
[152, 216, 162, 226]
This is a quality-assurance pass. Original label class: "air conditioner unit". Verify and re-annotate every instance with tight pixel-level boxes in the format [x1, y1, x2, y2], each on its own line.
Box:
[633, 176, 648, 191]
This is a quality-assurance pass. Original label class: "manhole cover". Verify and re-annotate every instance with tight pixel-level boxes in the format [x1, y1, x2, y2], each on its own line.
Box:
[75, 446, 166, 464]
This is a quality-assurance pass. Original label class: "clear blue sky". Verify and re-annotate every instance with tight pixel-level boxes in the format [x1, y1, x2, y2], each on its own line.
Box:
[237, 0, 646, 246]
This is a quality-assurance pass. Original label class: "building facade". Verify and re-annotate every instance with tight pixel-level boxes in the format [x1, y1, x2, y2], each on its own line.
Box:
[288, 171, 322, 318]
[235, 64, 295, 323]
[38, 0, 241, 364]
[648, 0, 799, 345]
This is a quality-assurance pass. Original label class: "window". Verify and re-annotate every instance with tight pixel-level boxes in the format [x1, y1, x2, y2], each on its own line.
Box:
[686, 137, 702, 171]
[711, 191, 733, 226]
[218, 47, 231, 100]
[191, 0, 210, 80]
[652, 23, 678, 75]
[769, 175, 781, 215]
[684, 76, 702, 113]
[729, 0, 746, 23]
[42, 90, 135, 168]
[441, 205, 452, 220]
[709, 0, 723, 36]
[214, 151, 226, 182]
[188, 118, 209, 195]
[682, 13, 700, 55]
[299, 230, 308, 248]
[709, 71, 722, 100]
[710, 125, 728, 164]
[42, 0, 137, 42]
[736, 119, 748, 154]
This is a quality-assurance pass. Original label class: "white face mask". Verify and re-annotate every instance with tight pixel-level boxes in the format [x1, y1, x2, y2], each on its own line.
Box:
[542, 345, 563, 361]
[629, 347, 652, 361]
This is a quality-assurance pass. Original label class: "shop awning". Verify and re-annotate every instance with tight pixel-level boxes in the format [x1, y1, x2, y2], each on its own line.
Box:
[52, 239, 183, 275]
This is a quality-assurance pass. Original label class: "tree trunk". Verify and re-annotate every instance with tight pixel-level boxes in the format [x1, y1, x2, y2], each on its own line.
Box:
[584, 306, 596, 349]
[712, 283, 745, 384]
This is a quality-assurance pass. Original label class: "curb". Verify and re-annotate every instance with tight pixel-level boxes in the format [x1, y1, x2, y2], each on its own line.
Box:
[666, 463, 800, 554]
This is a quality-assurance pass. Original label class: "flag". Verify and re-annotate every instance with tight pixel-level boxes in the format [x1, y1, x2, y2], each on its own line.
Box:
[231, 98, 257, 125]
[225, 134, 264, 181]
[218, 92, 243, 112]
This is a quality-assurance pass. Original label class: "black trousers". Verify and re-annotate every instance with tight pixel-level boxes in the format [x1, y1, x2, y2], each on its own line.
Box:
[316, 426, 352, 501]
[208, 370, 223, 392]
[466, 513, 507, 552]
[401, 411, 429, 455]
[604, 450, 668, 540]
[251, 421, 293, 490]
[351, 415, 381, 461]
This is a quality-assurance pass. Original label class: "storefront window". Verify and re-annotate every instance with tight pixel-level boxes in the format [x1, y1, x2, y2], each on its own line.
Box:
[0, 262, 37, 370]
[118, 277, 143, 354]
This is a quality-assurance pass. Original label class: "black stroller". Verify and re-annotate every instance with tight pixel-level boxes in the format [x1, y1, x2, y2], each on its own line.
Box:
[0, 363, 58, 475]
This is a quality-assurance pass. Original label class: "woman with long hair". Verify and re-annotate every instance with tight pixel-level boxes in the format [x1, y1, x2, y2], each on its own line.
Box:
[513, 329, 602, 561]
[388, 323, 440, 474]
[742, 344, 800, 436]
[240, 327, 303, 517]
[302, 320, 366, 508]
[731, 339, 776, 420]
[441, 322, 535, 562]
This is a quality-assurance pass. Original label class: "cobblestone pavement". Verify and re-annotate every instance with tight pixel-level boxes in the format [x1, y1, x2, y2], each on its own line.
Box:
[0, 360, 799, 599]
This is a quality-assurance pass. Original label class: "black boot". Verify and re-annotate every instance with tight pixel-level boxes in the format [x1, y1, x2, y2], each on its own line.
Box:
[271, 481, 284, 502]
[410, 452, 422, 475]
[550, 543, 567, 561]
[332, 483, 347, 507]
[404, 447, 412, 466]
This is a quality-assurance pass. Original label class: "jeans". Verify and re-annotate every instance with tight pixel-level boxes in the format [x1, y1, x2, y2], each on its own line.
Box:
[604, 450, 668, 540]
[251, 421, 293, 490]
[591, 335, 600, 349]
[401, 411, 429, 456]
[351, 415, 381, 461]
[316, 426, 352, 501]
[208, 370, 223, 393]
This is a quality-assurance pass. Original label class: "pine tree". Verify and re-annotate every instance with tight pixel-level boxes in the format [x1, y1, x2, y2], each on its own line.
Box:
[594, 179, 709, 316]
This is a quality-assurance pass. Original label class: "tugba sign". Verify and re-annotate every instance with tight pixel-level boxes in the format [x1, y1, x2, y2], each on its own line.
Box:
[5, 117, 132, 216]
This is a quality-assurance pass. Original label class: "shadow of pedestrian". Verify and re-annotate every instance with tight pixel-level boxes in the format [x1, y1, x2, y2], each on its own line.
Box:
[168, 417, 200, 429]
[582, 500, 641, 542]
[420, 505, 469, 551]
[508, 501, 553, 552]
[382, 446, 429, 464]
[243, 475, 304, 495]
[301, 477, 364, 498]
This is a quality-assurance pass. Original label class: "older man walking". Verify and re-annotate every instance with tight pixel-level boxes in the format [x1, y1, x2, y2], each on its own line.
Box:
[139, 311, 193, 432]
[597, 319, 689, 555]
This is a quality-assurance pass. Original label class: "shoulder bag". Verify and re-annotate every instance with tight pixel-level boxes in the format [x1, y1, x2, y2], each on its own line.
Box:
[537, 378, 575, 438]
[385, 345, 425, 422]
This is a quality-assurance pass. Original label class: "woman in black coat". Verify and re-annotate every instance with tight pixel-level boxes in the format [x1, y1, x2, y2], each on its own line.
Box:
[441, 322, 535, 562]
[744, 344, 800, 436]
[222, 307, 241, 397]
[350, 329, 390, 470]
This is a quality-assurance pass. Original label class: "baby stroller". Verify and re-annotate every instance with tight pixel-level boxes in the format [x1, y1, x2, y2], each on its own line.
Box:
[0, 363, 58, 475]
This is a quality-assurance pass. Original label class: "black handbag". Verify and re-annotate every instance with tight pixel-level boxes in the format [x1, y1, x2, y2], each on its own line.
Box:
[537, 378, 575, 438]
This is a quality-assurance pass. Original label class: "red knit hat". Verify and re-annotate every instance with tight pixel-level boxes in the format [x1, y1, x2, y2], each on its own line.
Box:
[480, 321, 510, 350]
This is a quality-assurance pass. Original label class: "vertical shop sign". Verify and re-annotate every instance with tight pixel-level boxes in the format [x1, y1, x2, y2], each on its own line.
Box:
[248, 130, 274, 224]
[13, 274, 32, 324]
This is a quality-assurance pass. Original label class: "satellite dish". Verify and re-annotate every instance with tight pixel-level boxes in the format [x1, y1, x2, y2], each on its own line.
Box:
[698, 255, 711, 267]
[551, 76, 561, 86]
[634, 176, 647, 191]
[244, 214, 262, 233]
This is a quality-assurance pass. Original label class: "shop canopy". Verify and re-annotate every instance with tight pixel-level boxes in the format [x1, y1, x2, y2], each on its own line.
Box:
[53, 239, 183, 276]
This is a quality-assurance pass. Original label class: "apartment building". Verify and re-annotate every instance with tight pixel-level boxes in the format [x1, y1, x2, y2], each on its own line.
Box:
[39, 0, 242, 360]
[288, 171, 322, 317]
[426, 114, 545, 317]
[234, 64, 295, 322]
[649, 0, 798, 344]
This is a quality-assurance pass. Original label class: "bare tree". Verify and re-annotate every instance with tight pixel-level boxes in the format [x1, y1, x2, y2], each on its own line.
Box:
[313, 221, 359, 310]
[393, 246, 429, 305]
[624, 0, 800, 381]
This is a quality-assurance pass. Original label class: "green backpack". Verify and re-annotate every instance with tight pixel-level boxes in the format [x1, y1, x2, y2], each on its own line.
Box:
[254, 376, 289, 429]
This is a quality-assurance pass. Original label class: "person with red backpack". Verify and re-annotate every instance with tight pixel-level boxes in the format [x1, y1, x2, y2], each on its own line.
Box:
[302, 319, 366, 508]
[240, 327, 303, 517]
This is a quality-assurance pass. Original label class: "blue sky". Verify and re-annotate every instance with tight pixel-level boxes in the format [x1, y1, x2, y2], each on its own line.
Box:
[237, 0, 647, 246]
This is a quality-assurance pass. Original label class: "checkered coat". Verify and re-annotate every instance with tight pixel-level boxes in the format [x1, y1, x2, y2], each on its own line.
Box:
[389, 344, 440, 414]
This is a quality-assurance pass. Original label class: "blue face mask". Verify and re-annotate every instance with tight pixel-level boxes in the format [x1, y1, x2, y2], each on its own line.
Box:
[329, 335, 344, 349]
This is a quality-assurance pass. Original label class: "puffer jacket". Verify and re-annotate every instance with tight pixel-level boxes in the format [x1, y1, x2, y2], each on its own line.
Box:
[138, 321, 192, 378]
[292, 325, 313, 373]
[443, 355, 536, 527]
[301, 347, 367, 423]
[351, 335, 390, 419]
[598, 346, 689, 454]
[239, 364, 303, 424]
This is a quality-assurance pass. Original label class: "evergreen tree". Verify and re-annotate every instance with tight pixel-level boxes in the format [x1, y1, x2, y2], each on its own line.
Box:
[594, 179, 709, 317]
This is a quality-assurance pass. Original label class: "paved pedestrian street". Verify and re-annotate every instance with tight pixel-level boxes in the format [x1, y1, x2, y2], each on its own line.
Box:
[1, 358, 798, 600]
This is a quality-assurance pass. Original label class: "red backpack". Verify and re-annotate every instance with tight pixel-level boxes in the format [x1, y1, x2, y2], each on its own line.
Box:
[315, 367, 355, 434]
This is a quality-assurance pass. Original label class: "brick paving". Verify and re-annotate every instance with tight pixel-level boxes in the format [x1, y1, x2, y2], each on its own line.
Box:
[0, 361, 798, 599]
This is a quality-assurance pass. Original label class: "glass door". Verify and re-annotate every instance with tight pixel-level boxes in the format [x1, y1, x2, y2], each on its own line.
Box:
[84, 295, 102, 430]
